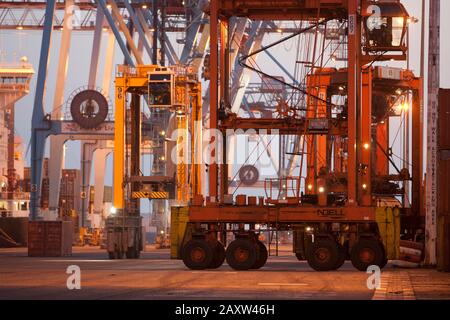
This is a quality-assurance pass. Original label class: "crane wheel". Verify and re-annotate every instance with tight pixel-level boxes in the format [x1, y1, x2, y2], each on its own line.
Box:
[226, 239, 257, 270]
[181, 239, 213, 270]
[350, 239, 386, 271]
[208, 241, 226, 269]
[305, 239, 339, 271]
[252, 241, 268, 269]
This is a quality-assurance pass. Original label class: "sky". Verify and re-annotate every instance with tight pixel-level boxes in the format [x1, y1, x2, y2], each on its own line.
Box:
[0, 0, 448, 190]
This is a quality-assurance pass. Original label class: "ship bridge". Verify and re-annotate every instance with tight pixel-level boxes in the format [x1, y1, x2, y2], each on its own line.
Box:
[0, 58, 34, 216]
[0, 58, 34, 109]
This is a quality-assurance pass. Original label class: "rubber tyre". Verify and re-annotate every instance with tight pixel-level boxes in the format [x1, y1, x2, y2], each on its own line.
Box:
[334, 243, 346, 270]
[208, 241, 226, 269]
[108, 251, 116, 259]
[252, 241, 268, 269]
[350, 239, 385, 271]
[226, 239, 257, 271]
[306, 239, 339, 271]
[181, 239, 213, 270]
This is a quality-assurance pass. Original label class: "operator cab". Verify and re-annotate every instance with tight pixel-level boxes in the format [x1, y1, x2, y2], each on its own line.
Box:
[148, 68, 174, 107]
[362, 1, 409, 59]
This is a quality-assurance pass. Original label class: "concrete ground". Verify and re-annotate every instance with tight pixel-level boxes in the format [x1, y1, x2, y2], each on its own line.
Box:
[0, 246, 449, 300]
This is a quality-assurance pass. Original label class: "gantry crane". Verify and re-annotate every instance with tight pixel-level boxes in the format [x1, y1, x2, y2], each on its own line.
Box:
[107, 65, 201, 259]
[170, 0, 423, 271]
[109, 0, 422, 271]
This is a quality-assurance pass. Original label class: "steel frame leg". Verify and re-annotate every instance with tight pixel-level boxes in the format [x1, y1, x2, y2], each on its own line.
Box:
[93, 147, 111, 219]
[30, 0, 56, 220]
[48, 136, 66, 217]
[80, 141, 96, 228]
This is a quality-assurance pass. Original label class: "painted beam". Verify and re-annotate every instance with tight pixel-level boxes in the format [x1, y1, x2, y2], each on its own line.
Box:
[30, 0, 56, 220]
[124, 0, 152, 59]
[48, 0, 74, 216]
[96, 0, 135, 67]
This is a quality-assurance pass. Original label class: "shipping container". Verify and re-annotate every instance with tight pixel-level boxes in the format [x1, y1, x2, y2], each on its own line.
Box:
[28, 221, 72, 257]
[42, 158, 49, 178]
[23, 167, 31, 180]
[41, 178, 49, 209]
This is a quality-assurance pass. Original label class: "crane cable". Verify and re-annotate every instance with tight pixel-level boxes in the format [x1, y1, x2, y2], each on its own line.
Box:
[237, 19, 339, 109]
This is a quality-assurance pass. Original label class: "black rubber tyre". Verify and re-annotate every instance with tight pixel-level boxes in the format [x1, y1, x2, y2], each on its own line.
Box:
[305, 239, 340, 271]
[350, 239, 385, 271]
[181, 239, 213, 270]
[208, 241, 226, 269]
[226, 239, 257, 270]
[252, 241, 268, 269]
[334, 243, 346, 270]
[108, 251, 116, 259]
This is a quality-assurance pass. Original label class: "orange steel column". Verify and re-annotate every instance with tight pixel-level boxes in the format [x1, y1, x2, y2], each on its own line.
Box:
[306, 74, 328, 193]
[209, 0, 219, 201]
[219, 18, 229, 201]
[375, 121, 389, 175]
[316, 86, 328, 172]
[333, 137, 343, 173]
[113, 82, 126, 211]
[306, 76, 316, 193]
[411, 88, 421, 219]
[346, 0, 360, 206]
[191, 83, 202, 196]
[360, 69, 372, 206]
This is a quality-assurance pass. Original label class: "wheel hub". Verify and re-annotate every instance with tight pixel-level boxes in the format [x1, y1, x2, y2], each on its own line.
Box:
[315, 248, 331, 263]
[191, 247, 206, 262]
[359, 248, 375, 263]
[234, 247, 249, 263]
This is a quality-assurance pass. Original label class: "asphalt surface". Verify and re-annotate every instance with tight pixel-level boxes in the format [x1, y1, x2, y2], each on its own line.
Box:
[0, 247, 449, 300]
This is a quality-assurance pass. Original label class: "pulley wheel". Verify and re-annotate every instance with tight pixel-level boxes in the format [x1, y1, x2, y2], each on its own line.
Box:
[238, 165, 259, 186]
[70, 89, 109, 129]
